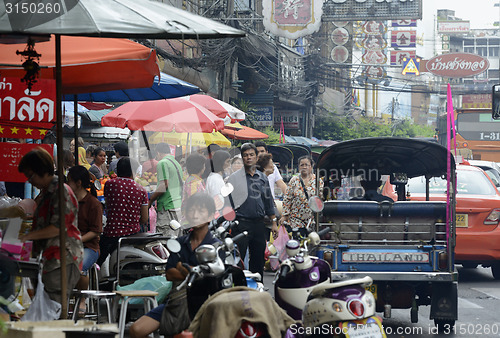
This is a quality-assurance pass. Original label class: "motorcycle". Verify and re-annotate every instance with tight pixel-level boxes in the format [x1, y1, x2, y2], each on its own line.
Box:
[301, 276, 386, 338]
[168, 231, 269, 337]
[274, 225, 332, 320]
[98, 232, 170, 290]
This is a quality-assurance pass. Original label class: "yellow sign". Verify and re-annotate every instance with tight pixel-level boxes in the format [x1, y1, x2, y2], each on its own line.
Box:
[402, 57, 420, 75]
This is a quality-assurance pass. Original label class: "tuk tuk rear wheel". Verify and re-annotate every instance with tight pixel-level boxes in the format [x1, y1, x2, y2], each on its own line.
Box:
[434, 319, 455, 332]
[491, 263, 500, 280]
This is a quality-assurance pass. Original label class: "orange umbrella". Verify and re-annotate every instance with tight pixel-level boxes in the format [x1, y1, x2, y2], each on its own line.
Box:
[221, 122, 269, 140]
[0, 35, 159, 94]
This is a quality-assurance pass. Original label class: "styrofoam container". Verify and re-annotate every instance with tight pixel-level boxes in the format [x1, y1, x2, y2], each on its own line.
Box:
[0, 320, 118, 338]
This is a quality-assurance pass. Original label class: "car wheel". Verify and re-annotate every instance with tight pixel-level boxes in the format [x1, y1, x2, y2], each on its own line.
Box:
[434, 319, 455, 332]
[491, 263, 500, 280]
[462, 262, 478, 269]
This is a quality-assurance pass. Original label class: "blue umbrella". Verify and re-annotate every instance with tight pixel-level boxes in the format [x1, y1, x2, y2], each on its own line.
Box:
[63, 72, 200, 102]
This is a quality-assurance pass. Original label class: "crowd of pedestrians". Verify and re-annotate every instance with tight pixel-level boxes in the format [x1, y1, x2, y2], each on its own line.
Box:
[2, 139, 322, 325]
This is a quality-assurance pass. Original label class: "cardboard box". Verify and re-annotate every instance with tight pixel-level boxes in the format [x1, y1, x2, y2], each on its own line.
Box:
[0, 320, 118, 338]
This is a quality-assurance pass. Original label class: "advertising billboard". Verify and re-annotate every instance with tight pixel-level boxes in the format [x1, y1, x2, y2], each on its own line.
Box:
[322, 0, 422, 21]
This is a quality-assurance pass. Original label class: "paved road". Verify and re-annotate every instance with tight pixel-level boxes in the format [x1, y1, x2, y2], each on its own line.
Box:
[263, 265, 500, 337]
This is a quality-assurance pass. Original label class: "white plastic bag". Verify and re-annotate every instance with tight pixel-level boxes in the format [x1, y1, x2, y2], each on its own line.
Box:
[21, 271, 61, 321]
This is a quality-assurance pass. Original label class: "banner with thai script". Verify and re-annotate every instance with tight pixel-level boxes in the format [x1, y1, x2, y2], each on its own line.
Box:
[0, 143, 54, 182]
[251, 106, 274, 127]
[274, 111, 299, 129]
[0, 77, 56, 131]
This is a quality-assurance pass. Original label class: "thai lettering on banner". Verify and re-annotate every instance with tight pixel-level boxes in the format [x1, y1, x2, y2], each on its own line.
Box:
[0, 77, 56, 123]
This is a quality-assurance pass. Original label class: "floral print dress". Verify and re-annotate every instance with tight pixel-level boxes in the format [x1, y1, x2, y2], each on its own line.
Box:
[282, 174, 324, 228]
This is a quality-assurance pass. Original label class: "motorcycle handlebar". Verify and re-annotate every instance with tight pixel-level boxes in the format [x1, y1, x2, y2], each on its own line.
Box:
[279, 264, 291, 279]
[209, 215, 226, 230]
[231, 231, 248, 243]
[186, 272, 198, 288]
[317, 227, 331, 237]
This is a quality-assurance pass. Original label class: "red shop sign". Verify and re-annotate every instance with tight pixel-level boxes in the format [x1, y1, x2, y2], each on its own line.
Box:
[0, 77, 56, 128]
[425, 53, 489, 78]
[0, 143, 54, 182]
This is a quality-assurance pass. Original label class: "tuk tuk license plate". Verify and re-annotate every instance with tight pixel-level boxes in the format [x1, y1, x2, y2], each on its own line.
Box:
[342, 316, 386, 338]
[365, 284, 377, 300]
[456, 214, 468, 228]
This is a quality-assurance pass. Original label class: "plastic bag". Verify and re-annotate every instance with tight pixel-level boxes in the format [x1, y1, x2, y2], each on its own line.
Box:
[21, 271, 61, 321]
[21, 277, 33, 308]
[148, 207, 157, 233]
[116, 276, 172, 304]
[269, 225, 289, 270]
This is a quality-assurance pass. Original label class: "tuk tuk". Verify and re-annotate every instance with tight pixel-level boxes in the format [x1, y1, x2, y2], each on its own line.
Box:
[315, 137, 458, 328]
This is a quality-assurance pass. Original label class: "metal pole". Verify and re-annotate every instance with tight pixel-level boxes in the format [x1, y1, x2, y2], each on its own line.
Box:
[56, 35, 68, 319]
[74, 94, 79, 165]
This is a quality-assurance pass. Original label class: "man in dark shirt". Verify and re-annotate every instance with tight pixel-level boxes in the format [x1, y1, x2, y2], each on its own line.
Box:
[226, 143, 278, 278]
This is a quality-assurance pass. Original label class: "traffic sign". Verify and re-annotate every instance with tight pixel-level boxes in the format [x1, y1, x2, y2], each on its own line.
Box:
[402, 57, 420, 75]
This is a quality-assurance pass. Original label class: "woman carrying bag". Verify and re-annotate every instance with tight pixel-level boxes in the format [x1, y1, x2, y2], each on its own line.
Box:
[280, 156, 324, 235]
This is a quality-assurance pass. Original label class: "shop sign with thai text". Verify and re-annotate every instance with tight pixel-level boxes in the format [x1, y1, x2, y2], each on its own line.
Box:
[437, 20, 470, 34]
[0, 143, 53, 182]
[251, 106, 274, 127]
[274, 111, 299, 129]
[426, 53, 489, 78]
[0, 77, 56, 125]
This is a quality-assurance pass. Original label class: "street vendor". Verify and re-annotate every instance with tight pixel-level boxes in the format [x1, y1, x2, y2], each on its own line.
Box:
[0, 148, 84, 307]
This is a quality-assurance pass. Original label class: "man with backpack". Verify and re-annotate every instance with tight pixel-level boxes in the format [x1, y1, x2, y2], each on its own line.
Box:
[148, 142, 184, 237]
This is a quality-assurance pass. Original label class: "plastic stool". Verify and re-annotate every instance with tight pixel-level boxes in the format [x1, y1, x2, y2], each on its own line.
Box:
[72, 290, 116, 323]
[113, 290, 159, 338]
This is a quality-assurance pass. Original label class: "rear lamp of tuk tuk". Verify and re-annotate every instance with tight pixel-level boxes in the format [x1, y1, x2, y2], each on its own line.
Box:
[484, 209, 500, 225]
[152, 245, 169, 259]
[348, 299, 365, 318]
[438, 251, 448, 270]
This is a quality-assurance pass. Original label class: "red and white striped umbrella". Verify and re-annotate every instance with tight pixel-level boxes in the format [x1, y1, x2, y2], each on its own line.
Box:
[184, 94, 246, 122]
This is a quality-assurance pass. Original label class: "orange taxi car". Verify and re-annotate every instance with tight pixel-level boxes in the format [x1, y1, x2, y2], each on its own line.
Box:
[383, 164, 500, 279]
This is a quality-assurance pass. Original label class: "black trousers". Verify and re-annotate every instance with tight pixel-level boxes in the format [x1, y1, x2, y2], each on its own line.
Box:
[96, 235, 120, 267]
[232, 218, 266, 278]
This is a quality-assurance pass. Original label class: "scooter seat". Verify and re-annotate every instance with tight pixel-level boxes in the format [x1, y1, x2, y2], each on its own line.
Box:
[309, 276, 373, 297]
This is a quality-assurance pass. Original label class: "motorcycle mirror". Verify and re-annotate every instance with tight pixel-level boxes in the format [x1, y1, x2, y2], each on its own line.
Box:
[308, 196, 324, 213]
[94, 180, 102, 191]
[224, 237, 234, 252]
[220, 183, 234, 197]
[166, 239, 181, 254]
[169, 219, 181, 231]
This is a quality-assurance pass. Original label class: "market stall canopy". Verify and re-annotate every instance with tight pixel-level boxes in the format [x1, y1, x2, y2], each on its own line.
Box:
[0, 0, 245, 40]
[101, 98, 224, 132]
[0, 36, 160, 94]
[149, 131, 230, 148]
[63, 72, 200, 102]
[221, 122, 268, 140]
